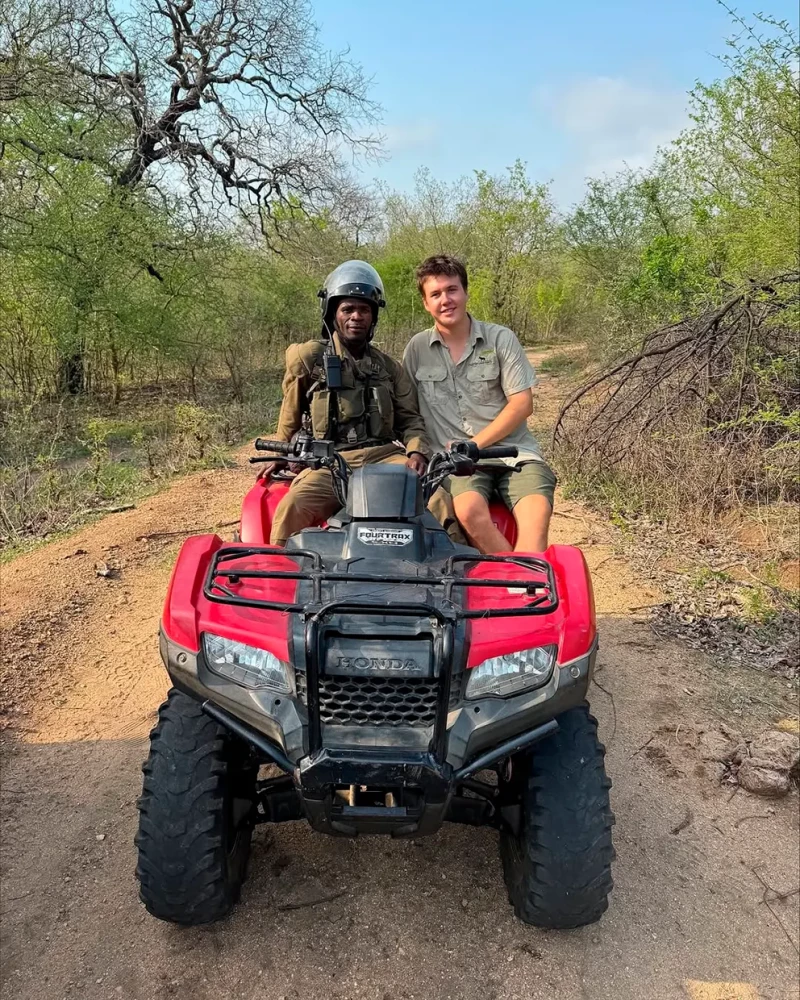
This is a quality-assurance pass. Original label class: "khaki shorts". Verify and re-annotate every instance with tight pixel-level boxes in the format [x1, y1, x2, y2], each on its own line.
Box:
[447, 460, 556, 510]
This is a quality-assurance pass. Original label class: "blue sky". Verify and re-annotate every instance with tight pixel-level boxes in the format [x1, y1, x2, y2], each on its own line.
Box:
[313, 0, 799, 206]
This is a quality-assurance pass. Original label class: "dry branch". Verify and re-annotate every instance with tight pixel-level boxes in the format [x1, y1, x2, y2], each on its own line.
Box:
[553, 274, 800, 514]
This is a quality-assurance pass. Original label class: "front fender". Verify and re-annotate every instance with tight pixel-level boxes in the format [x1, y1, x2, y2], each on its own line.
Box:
[161, 534, 295, 662]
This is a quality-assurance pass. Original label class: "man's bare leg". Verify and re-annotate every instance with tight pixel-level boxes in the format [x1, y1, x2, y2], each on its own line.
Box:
[452, 491, 510, 553]
[512, 494, 552, 553]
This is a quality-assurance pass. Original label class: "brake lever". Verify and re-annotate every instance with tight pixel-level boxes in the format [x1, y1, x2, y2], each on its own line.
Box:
[474, 463, 521, 473]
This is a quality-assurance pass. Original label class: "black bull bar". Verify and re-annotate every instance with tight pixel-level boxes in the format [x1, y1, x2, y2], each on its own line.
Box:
[201, 545, 562, 831]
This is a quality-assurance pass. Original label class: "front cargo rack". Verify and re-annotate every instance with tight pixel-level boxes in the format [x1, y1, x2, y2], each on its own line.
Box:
[203, 545, 560, 760]
[203, 545, 559, 620]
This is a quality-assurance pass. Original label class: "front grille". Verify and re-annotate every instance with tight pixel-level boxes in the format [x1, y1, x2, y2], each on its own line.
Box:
[322, 676, 439, 727]
[296, 672, 439, 727]
[295, 670, 462, 726]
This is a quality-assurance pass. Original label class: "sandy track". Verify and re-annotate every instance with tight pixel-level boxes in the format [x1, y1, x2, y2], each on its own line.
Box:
[1, 369, 798, 1000]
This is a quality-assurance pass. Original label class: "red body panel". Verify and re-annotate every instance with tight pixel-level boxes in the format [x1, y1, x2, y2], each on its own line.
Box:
[489, 504, 517, 548]
[464, 545, 596, 667]
[240, 477, 290, 545]
[163, 475, 595, 670]
[162, 534, 297, 660]
[240, 477, 329, 544]
[240, 476, 519, 549]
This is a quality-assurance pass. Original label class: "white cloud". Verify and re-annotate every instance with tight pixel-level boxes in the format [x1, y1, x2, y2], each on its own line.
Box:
[383, 120, 438, 152]
[535, 76, 689, 196]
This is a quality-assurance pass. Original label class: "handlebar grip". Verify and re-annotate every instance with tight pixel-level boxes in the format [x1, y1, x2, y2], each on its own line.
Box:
[254, 438, 293, 455]
[479, 445, 519, 459]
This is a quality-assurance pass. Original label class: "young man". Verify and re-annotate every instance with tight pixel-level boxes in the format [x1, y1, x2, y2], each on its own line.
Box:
[403, 255, 556, 553]
[263, 260, 455, 547]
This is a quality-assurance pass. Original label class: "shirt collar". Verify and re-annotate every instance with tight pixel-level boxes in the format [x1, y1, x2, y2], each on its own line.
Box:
[428, 315, 483, 347]
[332, 332, 370, 364]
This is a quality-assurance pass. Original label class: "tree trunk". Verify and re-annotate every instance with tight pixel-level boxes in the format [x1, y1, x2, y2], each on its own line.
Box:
[110, 337, 122, 405]
[59, 351, 85, 395]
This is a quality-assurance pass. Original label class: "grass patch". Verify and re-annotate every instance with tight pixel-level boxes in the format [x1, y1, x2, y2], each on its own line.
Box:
[537, 351, 584, 377]
[740, 585, 780, 624]
[0, 370, 283, 555]
[558, 464, 653, 528]
[690, 567, 732, 590]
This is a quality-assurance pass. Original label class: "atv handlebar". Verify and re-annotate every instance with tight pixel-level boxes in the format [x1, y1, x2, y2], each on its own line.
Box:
[478, 445, 518, 459]
[253, 436, 347, 504]
[254, 438, 296, 456]
[451, 441, 519, 462]
[250, 437, 521, 506]
[421, 441, 520, 502]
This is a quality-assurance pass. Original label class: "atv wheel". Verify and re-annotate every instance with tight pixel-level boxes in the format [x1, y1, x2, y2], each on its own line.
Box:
[500, 703, 614, 928]
[135, 689, 257, 925]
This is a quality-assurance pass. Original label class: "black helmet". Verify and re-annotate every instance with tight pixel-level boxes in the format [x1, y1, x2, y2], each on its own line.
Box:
[319, 260, 386, 339]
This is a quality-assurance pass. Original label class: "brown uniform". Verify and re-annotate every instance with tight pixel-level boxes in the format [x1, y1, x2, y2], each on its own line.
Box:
[269, 334, 455, 545]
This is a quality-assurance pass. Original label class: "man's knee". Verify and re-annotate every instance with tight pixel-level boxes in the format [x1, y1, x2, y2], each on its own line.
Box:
[513, 493, 552, 524]
[512, 493, 552, 551]
[269, 474, 338, 545]
[269, 493, 305, 546]
[270, 499, 331, 545]
[453, 491, 493, 532]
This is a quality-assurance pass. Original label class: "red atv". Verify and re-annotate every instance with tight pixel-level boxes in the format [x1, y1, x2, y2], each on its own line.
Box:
[135, 438, 614, 928]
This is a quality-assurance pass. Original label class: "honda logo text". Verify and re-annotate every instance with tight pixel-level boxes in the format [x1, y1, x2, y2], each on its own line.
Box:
[337, 656, 424, 675]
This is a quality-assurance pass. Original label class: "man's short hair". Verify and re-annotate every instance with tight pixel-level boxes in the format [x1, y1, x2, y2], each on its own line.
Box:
[415, 255, 468, 296]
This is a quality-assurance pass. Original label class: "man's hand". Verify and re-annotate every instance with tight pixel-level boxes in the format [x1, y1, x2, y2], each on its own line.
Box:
[258, 459, 288, 480]
[406, 452, 428, 476]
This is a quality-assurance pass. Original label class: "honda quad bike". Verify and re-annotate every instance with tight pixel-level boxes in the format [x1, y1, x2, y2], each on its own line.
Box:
[135, 437, 614, 928]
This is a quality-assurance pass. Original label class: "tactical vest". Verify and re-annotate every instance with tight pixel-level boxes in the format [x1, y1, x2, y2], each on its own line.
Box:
[306, 344, 395, 448]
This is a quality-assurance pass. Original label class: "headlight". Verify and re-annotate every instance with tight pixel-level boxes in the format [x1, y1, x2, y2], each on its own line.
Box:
[203, 633, 292, 693]
[465, 645, 556, 699]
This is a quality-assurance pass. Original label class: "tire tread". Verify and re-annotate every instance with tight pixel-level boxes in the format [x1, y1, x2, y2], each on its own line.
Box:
[135, 689, 253, 925]
[501, 703, 615, 928]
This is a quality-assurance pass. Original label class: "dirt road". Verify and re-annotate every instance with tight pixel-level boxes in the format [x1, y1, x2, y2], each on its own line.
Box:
[2, 360, 798, 1000]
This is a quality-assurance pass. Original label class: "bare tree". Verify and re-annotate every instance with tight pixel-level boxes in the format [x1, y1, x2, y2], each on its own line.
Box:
[1, 0, 382, 229]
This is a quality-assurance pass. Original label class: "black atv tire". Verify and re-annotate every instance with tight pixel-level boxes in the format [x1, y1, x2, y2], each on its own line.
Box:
[500, 703, 614, 929]
[135, 689, 257, 925]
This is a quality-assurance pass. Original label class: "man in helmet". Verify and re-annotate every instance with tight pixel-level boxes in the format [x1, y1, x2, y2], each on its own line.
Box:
[264, 261, 441, 547]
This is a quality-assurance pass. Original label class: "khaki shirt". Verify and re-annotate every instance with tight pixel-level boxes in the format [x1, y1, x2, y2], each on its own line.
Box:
[275, 334, 430, 456]
[402, 317, 542, 466]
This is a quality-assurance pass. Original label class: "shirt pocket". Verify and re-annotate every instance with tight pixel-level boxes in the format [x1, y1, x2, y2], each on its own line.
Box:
[415, 366, 448, 401]
[466, 358, 501, 404]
